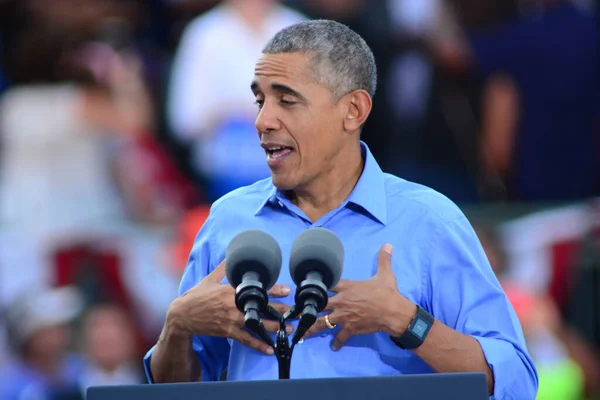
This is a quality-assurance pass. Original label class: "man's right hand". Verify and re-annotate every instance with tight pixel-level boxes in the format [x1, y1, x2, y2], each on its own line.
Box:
[166, 260, 291, 355]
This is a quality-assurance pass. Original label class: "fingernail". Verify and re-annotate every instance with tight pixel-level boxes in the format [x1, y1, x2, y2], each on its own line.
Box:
[281, 286, 290, 295]
[286, 325, 293, 334]
[331, 343, 340, 351]
[383, 243, 393, 255]
[266, 347, 274, 355]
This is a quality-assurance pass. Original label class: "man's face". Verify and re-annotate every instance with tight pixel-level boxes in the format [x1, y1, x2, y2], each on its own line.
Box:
[26, 325, 70, 360]
[251, 52, 348, 191]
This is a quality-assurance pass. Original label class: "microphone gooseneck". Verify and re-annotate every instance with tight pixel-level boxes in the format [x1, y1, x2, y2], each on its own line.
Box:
[226, 230, 282, 348]
[288, 228, 344, 345]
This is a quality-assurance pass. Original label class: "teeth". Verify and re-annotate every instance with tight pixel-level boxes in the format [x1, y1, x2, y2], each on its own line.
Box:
[269, 146, 284, 151]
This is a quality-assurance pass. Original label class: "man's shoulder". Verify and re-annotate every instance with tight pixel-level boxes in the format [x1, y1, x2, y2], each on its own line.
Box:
[382, 173, 466, 225]
[210, 178, 274, 215]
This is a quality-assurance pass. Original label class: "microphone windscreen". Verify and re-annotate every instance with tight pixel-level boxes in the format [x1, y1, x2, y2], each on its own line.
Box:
[225, 230, 282, 290]
[289, 228, 344, 290]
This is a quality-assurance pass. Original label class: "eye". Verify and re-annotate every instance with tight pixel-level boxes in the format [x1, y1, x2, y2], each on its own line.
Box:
[280, 99, 296, 107]
[254, 99, 264, 109]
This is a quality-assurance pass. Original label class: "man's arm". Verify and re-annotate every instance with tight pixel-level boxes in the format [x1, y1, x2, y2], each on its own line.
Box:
[388, 304, 494, 393]
[149, 300, 201, 383]
[399, 215, 537, 399]
[414, 323, 493, 393]
[143, 210, 230, 384]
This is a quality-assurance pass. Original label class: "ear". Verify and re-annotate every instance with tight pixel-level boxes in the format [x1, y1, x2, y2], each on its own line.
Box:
[342, 90, 372, 132]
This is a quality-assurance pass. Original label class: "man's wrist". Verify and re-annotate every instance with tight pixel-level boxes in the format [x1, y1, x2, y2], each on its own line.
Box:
[383, 293, 418, 337]
[165, 297, 194, 339]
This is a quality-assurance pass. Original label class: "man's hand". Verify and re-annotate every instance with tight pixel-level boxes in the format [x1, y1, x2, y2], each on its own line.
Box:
[303, 244, 417, 350]
[167, 260, 292, 355]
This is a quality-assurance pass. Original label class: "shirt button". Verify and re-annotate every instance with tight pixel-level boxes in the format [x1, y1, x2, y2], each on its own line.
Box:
[278, 201, 283, 207]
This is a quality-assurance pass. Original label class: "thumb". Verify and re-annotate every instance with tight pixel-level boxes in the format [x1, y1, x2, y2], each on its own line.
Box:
[208, 260, 227, 283]
[376, 244, 393, 276]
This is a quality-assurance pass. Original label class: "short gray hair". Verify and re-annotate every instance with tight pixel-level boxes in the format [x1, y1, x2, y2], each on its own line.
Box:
[262, 19, 377, 100]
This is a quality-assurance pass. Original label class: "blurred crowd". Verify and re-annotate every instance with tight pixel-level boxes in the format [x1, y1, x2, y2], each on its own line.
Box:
[0, 0, 597, 399]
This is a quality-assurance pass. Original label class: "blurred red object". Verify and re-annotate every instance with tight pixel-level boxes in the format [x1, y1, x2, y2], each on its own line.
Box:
[503, 284, 536, 322]
[548, 239, 581, 313]
[53, 243, 128, 306]
[166, 205, 211, 275]
[115, 136, 201, 224]
[52, 242, 150, 354]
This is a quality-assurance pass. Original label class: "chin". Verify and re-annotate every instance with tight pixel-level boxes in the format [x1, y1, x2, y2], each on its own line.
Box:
[270, 174, 297, 191]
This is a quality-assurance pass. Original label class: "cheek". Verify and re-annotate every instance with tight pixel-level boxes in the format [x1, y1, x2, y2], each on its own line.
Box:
[287, 110, 336, 167]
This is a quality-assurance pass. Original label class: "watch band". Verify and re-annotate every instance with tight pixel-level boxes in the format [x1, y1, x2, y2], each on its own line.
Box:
[389, 305, 434, 350]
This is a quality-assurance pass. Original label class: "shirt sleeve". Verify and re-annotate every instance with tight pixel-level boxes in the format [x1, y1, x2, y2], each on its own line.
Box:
[424, 215, 538, 399]
[143, 210, 230, 383]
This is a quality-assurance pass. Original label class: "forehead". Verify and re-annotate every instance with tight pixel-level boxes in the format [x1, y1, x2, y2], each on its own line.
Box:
[253, 52, 314, 87]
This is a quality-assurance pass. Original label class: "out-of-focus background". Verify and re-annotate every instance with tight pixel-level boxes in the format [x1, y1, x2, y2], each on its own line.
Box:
[0, 0, 597, 399]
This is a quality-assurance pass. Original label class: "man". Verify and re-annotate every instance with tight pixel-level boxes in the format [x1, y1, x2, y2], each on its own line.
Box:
[145, 20, 538, 398]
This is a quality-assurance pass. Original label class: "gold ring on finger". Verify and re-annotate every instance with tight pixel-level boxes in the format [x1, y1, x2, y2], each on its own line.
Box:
[325, 314, 337, 329]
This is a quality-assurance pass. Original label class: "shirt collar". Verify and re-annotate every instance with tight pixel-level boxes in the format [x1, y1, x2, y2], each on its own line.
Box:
[255, 141, 387, 225]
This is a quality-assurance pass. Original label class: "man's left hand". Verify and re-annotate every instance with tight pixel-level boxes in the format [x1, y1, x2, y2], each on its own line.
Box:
[302, 243, 418, 351]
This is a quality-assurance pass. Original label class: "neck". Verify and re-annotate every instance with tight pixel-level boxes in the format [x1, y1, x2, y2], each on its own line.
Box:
[289, 141, 364, 222]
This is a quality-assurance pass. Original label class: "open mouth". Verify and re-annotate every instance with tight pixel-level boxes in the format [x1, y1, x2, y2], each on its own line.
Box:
[265, 146, 293, 160]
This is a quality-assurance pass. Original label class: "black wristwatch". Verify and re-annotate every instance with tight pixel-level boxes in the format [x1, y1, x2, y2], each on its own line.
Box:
[390, 305, 434, 350]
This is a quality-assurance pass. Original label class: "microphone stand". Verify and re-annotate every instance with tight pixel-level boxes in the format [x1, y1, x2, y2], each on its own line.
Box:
[243, 305, 307, 379]
[237, 282, 328, 379]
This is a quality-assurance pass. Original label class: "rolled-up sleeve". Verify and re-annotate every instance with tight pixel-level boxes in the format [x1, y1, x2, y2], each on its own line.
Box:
[425, 215, 538, 399]
[143, 211, 230, 383]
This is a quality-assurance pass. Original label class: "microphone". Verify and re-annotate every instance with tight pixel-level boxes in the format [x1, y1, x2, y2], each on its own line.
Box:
[225, 230, 282, 336]
[288, 228, 344, 344]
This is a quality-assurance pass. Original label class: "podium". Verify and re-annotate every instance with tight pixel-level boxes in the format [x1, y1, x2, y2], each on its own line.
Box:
[87, 373, 489, 400]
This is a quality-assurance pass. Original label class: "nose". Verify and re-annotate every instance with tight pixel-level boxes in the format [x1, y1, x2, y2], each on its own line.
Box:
[255, 100, 281, 134]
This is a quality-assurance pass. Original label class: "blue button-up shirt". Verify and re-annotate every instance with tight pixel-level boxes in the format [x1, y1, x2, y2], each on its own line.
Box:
[144, 142, 538, 399]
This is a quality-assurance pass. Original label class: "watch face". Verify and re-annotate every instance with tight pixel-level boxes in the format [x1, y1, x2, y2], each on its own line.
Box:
[412, 318, 429, 339]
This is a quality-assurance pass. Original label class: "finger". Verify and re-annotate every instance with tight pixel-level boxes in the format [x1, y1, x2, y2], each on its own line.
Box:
[331, 328, 352, 351]
[376, 243, 393, 275]
[267, 284, 291, 297]
[208, 260, 227, 282]
[268, 302, 291, 316]
[232, 328, 274, 355]
[262, 319, 293, 334]
[302, 315, 333, 338]
[330, 280, 349, 293]
[322, 296, 340, 312]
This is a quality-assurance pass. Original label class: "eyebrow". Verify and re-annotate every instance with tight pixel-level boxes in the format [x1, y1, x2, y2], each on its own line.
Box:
[251, 81, 306, 101]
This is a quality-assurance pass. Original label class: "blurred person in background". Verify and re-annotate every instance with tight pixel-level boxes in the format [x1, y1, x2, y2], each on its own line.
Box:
[383, 0, 484, 203]
[452, 0, 599, 202]
[0, 1, 194, 372]
[0, 286, 84, 400]
[0, 22, 152, 231]
[506, 288, 587, 400]
[289, 0, 485, 203]
[476, 222, 600, 399]
[167, 0, 306, 201]
[0, 0, 198, 229]
[78, 304, 144, 395]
